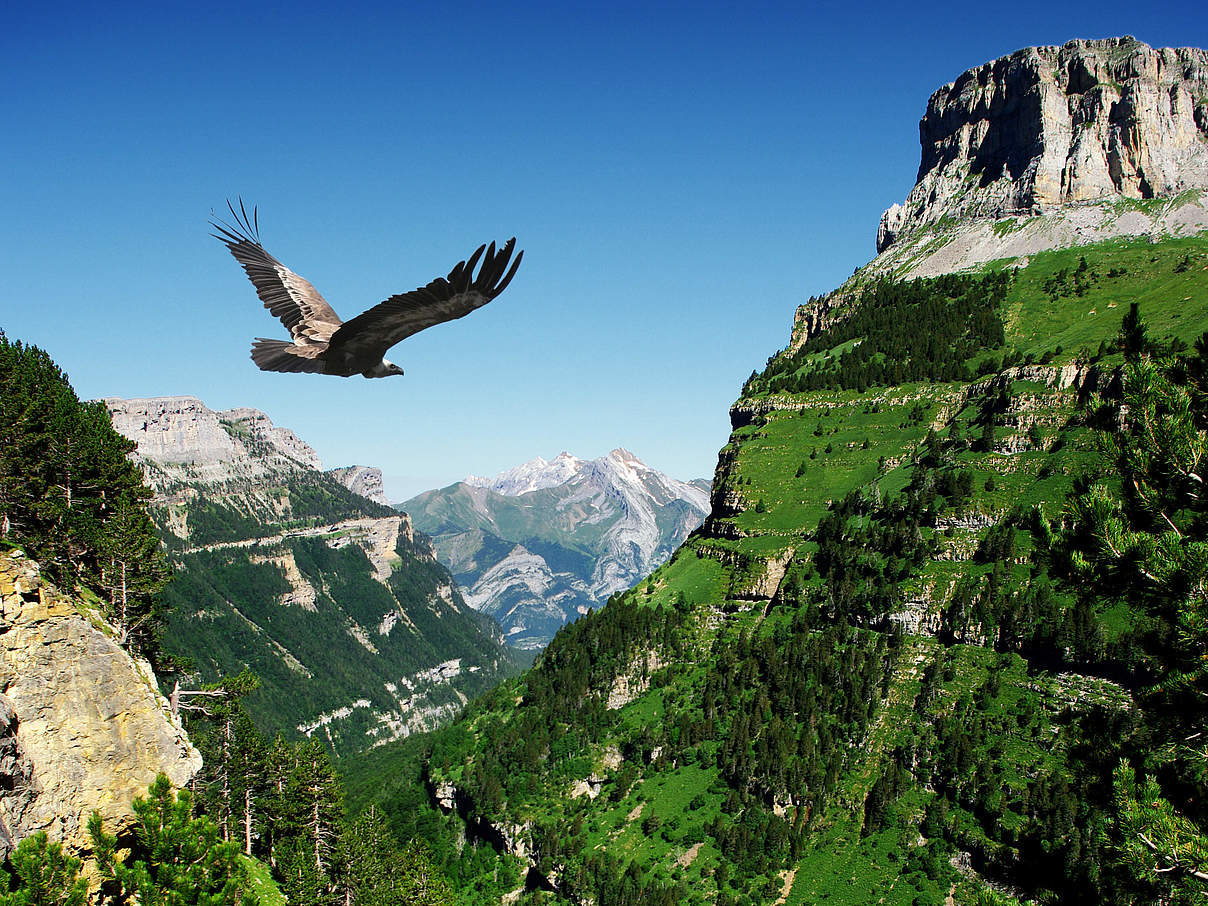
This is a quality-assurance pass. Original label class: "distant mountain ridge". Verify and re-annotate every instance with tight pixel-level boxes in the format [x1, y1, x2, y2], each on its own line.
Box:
[404, 449, 710, 649]
[106, 395, 521, 755]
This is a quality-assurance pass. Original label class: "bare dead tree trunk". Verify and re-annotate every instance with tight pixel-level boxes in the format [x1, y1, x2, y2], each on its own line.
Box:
[313, 792, 323, 873]
[119, 559, 128, 629]
[244, 786, 253, 857]
[221, 710, 233, 843]
[270, 770, 286, 869]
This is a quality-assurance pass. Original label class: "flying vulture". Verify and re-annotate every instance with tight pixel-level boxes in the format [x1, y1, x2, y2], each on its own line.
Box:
[211, 201, 523, 378]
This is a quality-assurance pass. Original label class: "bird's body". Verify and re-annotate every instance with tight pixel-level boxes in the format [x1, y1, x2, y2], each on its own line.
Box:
[211, 201, 522, 378]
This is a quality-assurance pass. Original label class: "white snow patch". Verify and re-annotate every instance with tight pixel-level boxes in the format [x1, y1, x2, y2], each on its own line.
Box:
[465, 451, 585, 495]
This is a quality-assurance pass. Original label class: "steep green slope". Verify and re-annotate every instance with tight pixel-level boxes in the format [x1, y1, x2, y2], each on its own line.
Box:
[347, 234, 1208, 905]
[161, 530, 520, 755]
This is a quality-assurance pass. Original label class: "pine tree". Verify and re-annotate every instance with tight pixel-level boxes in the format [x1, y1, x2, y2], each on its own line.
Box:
[259, 738, 343, 906]
[293, 740, 343, 883]
[0, 832, 87, 906]
[1119, 302, 1149, 361]
[397, 839, 457, 906]
[1055, 316, 1208, 902]
[183, 670, 262, 848]
[94, 496, 171, 652]
[89, 774, 255, 906]
[230, 710, 269, 858]
[339, 807, 402, 906]
[274, 839, 332, 906]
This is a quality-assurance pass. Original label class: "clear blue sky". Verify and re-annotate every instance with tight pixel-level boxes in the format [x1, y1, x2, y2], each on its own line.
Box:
[3, 1, 1205, 500]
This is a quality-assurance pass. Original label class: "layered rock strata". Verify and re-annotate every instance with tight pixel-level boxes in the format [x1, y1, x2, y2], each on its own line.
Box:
[879, 37, 1208, 252]
[407, 450, 710, 649]
[105, 396, 393, 544]
[106, 396, 321, 486]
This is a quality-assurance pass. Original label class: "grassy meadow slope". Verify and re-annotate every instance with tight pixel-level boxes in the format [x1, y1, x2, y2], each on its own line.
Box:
[345, 232, 1208, 905]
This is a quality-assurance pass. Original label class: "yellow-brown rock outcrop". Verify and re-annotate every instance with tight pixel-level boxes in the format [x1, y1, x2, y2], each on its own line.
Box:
[0, 551, 200, 857]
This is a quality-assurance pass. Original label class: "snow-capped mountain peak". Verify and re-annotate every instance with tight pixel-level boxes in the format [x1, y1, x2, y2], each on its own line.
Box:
[409, 449, 711, 648]
[464, 452, 585, 496]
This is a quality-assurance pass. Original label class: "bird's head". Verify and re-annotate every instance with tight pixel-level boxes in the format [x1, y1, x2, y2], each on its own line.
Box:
[363, 359, 405, 379]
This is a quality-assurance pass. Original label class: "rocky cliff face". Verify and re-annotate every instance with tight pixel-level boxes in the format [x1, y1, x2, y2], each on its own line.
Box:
[879, 37, 1208, 253]
[795, 37, 1208, 341]
[0, 551, 200, 858]
[107, 397, 320, 483]
[106, 397, 335, 542]
[328, 466, 390, 506]
[406, 450, 710, 649]
[106, 396, 398, 545]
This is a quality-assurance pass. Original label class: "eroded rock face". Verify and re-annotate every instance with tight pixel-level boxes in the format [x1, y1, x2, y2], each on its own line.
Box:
[0, 552, 200, 857]
[106, 396, 336, 543]
[879, 37, 1208, 252]
[328, 465, 390, 506]
[0, 698, 36, 859]
[105, 396, 321, 489]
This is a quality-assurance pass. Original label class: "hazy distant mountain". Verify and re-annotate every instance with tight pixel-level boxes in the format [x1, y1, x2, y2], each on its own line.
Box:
[403, 449, 710, 649]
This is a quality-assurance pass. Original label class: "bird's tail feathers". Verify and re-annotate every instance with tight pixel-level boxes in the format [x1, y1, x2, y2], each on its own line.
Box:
[251, 339, 325, 374]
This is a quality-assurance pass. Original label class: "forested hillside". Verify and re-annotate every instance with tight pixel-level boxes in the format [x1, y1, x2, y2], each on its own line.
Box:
[346, 234, 1208, 905]
[0, 333, 169, 661]
[160, 528, 520, 754]
[104, 396, 525, 755]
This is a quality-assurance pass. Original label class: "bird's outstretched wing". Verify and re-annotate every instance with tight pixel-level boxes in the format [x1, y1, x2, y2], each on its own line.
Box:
[250, 338, 328, 374]
[211, 199, 344, 345]
[327, 238, 523, 364]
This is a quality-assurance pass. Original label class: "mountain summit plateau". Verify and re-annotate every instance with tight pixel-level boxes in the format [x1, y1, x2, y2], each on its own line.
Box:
[879, 37, 1208, 253]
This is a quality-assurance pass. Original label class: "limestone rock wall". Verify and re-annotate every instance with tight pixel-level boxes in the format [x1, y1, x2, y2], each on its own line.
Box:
[879, 37, 1208, 252]
[0, 552, 200, 858]
[328, 465, 390, 506]
[105, 396, 346, 543]
[222, 407, 322, 471]
[105, 396, 321, 489]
